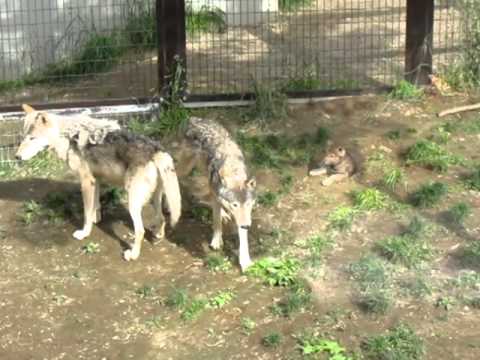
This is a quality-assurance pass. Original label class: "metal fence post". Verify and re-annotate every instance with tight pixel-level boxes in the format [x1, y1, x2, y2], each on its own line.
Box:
[405, 0, 434, 85]
[157, 0, 187, 94]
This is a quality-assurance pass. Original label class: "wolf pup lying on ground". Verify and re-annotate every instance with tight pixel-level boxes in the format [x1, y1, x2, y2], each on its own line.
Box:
[176, 117, 256, 271]
[15, 104, 181, 261]
[309, 146, 356, 186]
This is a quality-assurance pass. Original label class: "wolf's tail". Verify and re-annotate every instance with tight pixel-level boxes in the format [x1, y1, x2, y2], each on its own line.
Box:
[153, 152, 182, 227]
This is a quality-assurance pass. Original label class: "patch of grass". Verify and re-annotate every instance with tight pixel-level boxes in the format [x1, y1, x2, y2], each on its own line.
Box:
[207, 290, 235, 309]
[204, 254, 232, 272]
[305, 234, 333, 268]
[20, 192, 80, 225]
[165, 288, 189, 309]
[297, 333, 352, 359]
[447, 202, 471, 225]
[385, 129, 401, 141]
[271, 279, 311, 317]
[257, 190, 281, 207]
[101, 186, 125, 210]
[327, 206, 358, 231]
[389, 80, 424, 100]
[280, 0, 313, 12]
[383, 166, 407, 192]
[240, 317, 257, 335]
[405, 140, 463, 172]
[186, 5, 226, 36]
[357, 290, 391, 315]
[16, 151, 65, 178]
[181, 298, 208, 321]
[82, 242, 100, 255]
[362, 323, 425, 360]
[0, 162, 17, 178]
[410, 182, 448, 208]
[349, 255, 388, 291]
[352, 188, 388, 211]
[460, 241, 480, 269]
[262, 332, 283, 348]
[435, 296, 456, 311]
[376, 218, 432, 268]
[190, 205, 212, 224]
[124, 2, 157, 49]
[237, 128, 329, 169]
[463, 167, 480, 191]
[244, 80, 288, 125]
[135, 284, 154, 299]
[399, 275, 432, 298]
[247, 257, 300, 287]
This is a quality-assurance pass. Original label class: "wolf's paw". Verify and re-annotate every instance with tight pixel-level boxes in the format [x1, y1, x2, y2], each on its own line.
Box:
[239, 257, 253, 272]
[210, 236, 223, 250]
[123, 247, 140, 261]
[73, 229, 89, 240]
[321, 177, 334, 186]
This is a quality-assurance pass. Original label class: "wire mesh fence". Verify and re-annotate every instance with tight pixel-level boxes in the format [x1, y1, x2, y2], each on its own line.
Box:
[0, 0, 157, 106]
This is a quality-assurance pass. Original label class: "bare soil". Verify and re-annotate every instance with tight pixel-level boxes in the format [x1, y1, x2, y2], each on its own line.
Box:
[1, 93, 480, 359]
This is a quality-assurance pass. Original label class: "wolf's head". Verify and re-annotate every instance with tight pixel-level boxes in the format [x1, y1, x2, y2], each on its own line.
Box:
[322, 147, 347, 166]
[218, 177, 256, 230]
[16, 104, 60, 160]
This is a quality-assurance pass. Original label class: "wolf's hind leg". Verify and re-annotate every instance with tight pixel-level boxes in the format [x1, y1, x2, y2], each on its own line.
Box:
[124, 166, 157, 261]
[73, 174, 96, 240]
[210, 201, 223, 250]
[151, 186, 166, 240]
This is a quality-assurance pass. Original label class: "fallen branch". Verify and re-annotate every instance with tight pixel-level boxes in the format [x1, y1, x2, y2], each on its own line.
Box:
[438, 103, 480, 117]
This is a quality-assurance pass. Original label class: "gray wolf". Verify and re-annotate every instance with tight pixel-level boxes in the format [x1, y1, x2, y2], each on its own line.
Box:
[175, 117, 256, 271]
[15, 104, 181, 261]
[309, 146, 356, 186]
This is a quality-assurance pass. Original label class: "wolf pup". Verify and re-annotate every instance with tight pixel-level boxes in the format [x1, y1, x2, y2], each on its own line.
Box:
[176, 117, 256, 271]
[15, 104, 181, 261]
[309, 146, 355, 186]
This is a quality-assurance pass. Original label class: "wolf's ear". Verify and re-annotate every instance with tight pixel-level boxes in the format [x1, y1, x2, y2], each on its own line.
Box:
[36, 112, 51, 126]
[22, 104, 36, 113]
[246, 177, 256, 189]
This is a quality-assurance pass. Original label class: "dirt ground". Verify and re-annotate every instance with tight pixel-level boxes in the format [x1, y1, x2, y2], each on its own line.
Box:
[1, 93, 480, 359]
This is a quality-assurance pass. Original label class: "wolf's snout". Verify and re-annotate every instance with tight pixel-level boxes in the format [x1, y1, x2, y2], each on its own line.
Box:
[240, 225, 250, 230]
[15, 153, 22, 160]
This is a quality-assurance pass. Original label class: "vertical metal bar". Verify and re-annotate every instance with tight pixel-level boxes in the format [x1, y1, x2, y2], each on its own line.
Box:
[157, 0, 186, 93]
[405, 0, 434, 85]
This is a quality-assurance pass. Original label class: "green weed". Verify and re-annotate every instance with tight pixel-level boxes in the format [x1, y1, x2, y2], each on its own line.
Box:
[435, 296, 456, 311]
[258, 190, 281, 207]
[204, 254, 232, 272]
[207, 290, 235, 309]
[247, 257, 300, 287]
[463, 167, 480, 191]
[460, 241, 480, 269]
[190, 205, 212, 224]
[399, 275, 432, 298]
[385, 129, 401, 141]
[262, 332, 283, 348]
[165, 288, 189, 309]
[181, 298, 208, 321]
[382, 166, 407, 192]
[327, 206, 358, 231]
[389, 80, 424, 100]
[280, 0, 313, 12]
[305, 234, 333, 268]
[271, 279, 311, 317]
[186, 5, 226, 36]
[361, 323, 425, 360]
[297, 333, 352, 359]
[245, 80, 288, 125]
[410, 182, 448, 208]
[349, 255, 388, 291]
[135, 284, 155, 299]
[447, 202, 471, 225]
[357, 290, 391, 315]
[405, 140, 463, 172]
[352, 188, 388, 211]
[240, 317, 257, 335]
[82, 242, 100, 255]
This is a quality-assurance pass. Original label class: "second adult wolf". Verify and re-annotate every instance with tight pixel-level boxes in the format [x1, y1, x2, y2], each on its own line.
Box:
[176, 117, 256, 271]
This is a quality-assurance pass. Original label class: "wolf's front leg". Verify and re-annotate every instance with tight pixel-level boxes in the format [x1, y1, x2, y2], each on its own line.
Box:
[92, 181, 102, 224]
[73, 176, 97, 240]
[238, 227, 252, 272]
[210, 202, 223, 250]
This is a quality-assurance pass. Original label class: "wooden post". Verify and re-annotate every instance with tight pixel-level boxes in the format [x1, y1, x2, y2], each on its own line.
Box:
[157, 0, 186, 94]
[405, 0, 434, 85]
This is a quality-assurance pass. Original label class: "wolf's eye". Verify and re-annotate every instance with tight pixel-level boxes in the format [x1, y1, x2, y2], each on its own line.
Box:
[232, 202, 239, 208]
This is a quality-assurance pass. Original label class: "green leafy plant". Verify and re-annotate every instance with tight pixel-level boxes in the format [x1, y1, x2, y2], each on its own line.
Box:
[298, 333, 352, 359]
[247, 257, 300, 286]
[362, 323, 425, 360]
[327, 206, 358, 231]
[204, 254, 232, 272]
[352, 188, 388, 211]
[389, 80, 424, 100]
[207, 290, 235, 309]
[186, 5, 226, 36]
[245, 80, 288, 125]
[447, 202, 471, 225]
[82, 242, 100, 255]
[280, 0, 313, 12]
[410, 182, 448, 208]
[271, 279, 311, 317]
[405, 140, 462, 172]
[262, 332, 283, 348]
